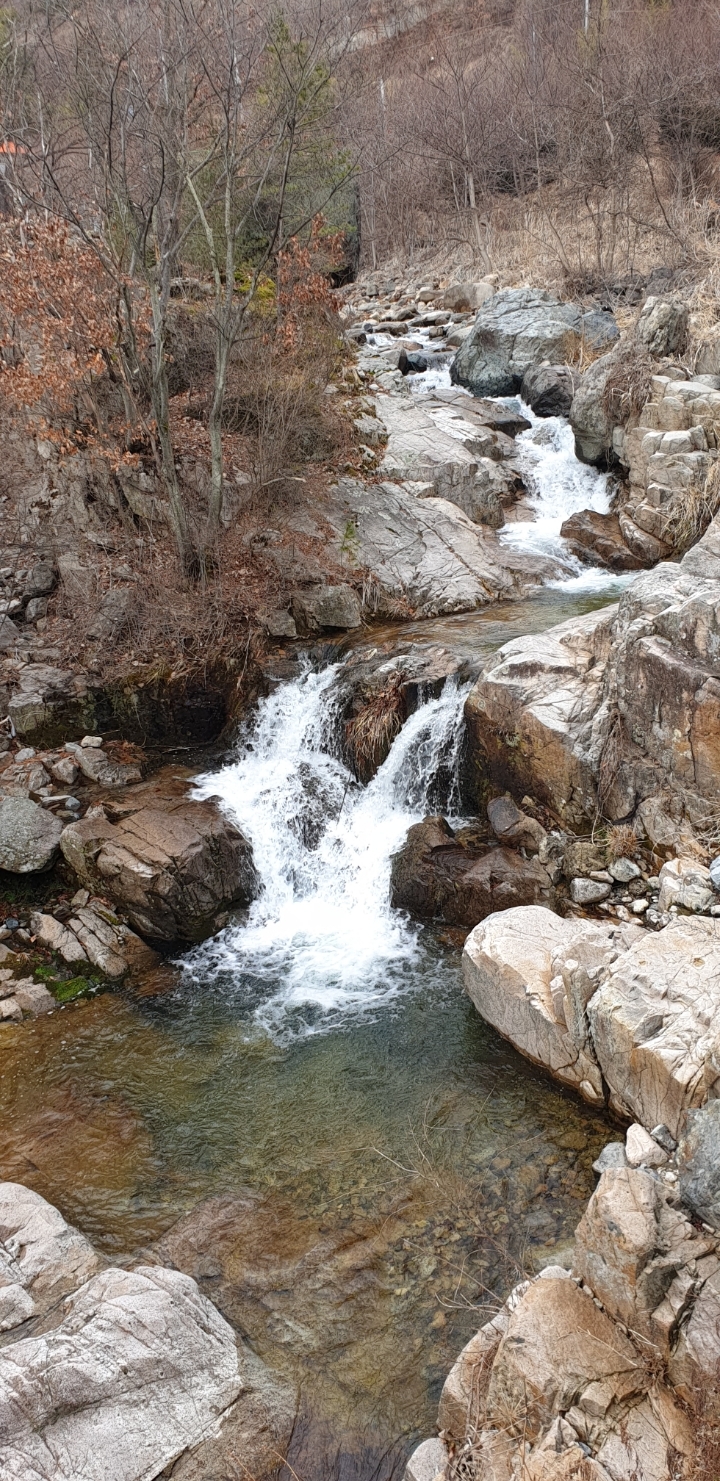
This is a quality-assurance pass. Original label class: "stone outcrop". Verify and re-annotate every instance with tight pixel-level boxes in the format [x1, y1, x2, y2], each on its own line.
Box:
[31, 900, 160, 979]
[60, 769, 257, 942]
[0, 1183, 295, 1481]
[465, 512, 720, 827]
[390, 818, 554, 928]
[450, 289, 618, 398]
[616, 373, 720, 556]
[377, 394, 521, 529]
[463, 906, 720, 1135]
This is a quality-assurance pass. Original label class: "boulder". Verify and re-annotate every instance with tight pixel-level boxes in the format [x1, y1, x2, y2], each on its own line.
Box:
[0, 1182, 100, 1332]
[462, 907, 619, 1104]
[569, 347, 622, 466]
[587, 918, 720, 1134]
[677, 1100, 720, 1232]
[451, 289, 617, 398]
[377, 394, 514, 528]
[0, 796, 64, 873]
[59, 771, 257, 942]
[291, 584, 362, 633]
[464, 606, 616, 829]
[485, 1275, 638, 1443]
[23, 561, 56, 599]
[0, 1265, 243, 1480]
[657, 856, 714, 912]
[487, 793, 546, 853]
[390, 823, 553, 928]
[636, 297, 689, 359]
[521, 364, 578, 418]
[559, 510, 644, 571]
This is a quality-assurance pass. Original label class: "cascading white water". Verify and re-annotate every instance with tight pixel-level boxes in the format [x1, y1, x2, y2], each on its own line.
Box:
[182, 667, 469, 1038]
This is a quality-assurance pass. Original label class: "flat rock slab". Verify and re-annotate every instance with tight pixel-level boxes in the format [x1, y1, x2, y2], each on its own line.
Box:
[0, 1182, 100, 1336]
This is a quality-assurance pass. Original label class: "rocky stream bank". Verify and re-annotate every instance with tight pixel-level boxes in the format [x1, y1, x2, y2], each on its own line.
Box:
[2, 273, 720, 1480]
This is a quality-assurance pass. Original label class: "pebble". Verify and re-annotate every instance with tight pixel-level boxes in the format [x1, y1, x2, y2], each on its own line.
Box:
[609, 858, 641, 883]
[632, 899, 648, 914]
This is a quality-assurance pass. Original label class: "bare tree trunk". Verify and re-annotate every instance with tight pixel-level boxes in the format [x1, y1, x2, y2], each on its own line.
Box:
[149, 284, 190, 570]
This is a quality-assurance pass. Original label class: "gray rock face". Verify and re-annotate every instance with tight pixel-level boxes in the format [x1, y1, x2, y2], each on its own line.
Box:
[390, 821, 554, 928]
[569, 346, 622, 465]
[0, 1265, 243, 1480]
[636, 296, 689, 358]
[292, 583, 362, 633]
[0, 796, 64, 872]
[450, 289, 618, 398]
[677, 1101, 720, 1231]
[521, 363, 578, 418]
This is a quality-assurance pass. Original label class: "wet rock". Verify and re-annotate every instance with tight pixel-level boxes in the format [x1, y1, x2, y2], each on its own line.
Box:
[0, 796, 64, 872]
[391, 821, 553, 928]
[0, 1182, 100, 1332]
[60, 771, 258, 942]
[559, 510, 643, 571]
[677, 1100, 720, 1232]
[487, 793, 546, 853]
[451, 289, 617, 398]
[636, 297, 689, 359]
[521, 364, 578, 418]
[292, 583, 362, 633]
[398, 348, 428, 375]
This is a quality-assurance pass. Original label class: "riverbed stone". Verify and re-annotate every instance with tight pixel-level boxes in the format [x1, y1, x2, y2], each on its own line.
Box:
[0, 796, 64, 872]
[570, 877, 611, 904]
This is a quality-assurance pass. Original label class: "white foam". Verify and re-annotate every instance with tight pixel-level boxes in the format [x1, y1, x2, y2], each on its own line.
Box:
[181, 668, 468, 1039]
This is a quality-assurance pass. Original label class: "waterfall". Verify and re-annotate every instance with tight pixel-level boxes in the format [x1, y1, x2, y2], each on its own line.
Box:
[181, 667, 469, 1039]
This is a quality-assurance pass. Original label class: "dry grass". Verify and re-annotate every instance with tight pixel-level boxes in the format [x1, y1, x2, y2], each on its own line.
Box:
[663, 458, 720, 554]
[344, 673, 406, 782]
[607, 823, 639, 860]
[601, 339, 654, 425]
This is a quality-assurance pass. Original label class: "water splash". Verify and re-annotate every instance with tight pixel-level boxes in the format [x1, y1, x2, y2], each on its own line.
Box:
[181, 668, 469, 1039]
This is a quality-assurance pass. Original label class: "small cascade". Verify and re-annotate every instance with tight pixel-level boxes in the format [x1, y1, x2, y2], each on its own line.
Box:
[182, 667, 469, 1038]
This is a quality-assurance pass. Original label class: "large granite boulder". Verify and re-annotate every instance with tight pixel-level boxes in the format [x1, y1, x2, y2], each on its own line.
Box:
[521, 363, 578, 418]
[0, 1182, 100, 1332]
[60, 769, 257, 942]
[390, 819, 554, 928]
[463, 906, 720, 1137]
[0, 796, 64, 873]
[450, 290, 618, 398]
[0, 1183, 295, 1481]
[464, 514, 720, 826]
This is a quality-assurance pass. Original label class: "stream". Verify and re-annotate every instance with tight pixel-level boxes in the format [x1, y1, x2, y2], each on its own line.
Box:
[0, 370, 635, 1480]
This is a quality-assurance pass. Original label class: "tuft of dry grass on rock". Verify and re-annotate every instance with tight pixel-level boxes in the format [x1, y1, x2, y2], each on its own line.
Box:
[664, 458, 720, 554]
[602, 339, 653, 425]
[345, 673, 407, 782]
[607, 823, 638, 860]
